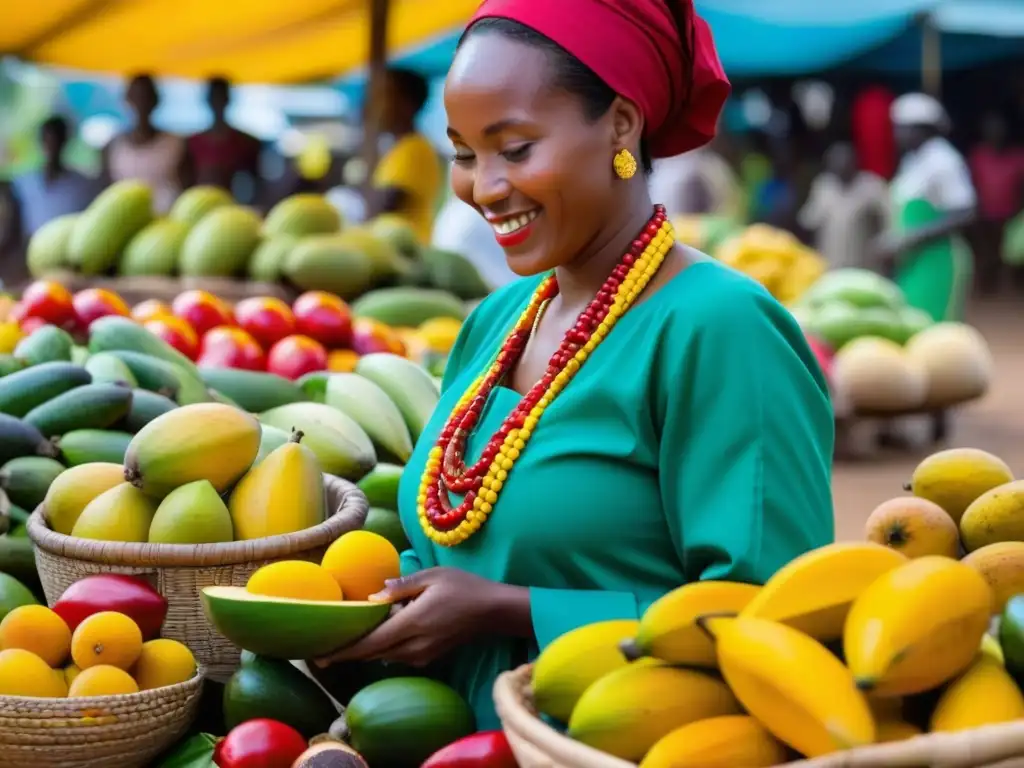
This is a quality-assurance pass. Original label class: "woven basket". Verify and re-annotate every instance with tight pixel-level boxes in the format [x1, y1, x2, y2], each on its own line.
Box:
[0, 670, 203, 768]
[26, 475, 368, 681]
[494, 665, 1024, 768]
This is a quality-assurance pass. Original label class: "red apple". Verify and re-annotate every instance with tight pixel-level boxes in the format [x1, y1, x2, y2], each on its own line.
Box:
[351, 318, 406, 356]
[131, 299, 171, 324]
[18, 316, 51, 336]
[234, 297, 296, 350]
[197, 326, 266, 371]
[144, 315, 200, 360]
[172, 290, 234, 337]
[19, 280, 76, 328]
[292, 291, 353, 348]
[266, 335, 328, 380]
[72, 288, 130, 329]
[214, 719, 307, 768]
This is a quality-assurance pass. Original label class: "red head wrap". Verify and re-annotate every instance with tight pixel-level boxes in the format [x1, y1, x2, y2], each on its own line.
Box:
[467, 0, 730, 158]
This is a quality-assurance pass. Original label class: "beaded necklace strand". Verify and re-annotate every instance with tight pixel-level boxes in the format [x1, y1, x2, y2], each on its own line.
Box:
[418, 205, 673, 546]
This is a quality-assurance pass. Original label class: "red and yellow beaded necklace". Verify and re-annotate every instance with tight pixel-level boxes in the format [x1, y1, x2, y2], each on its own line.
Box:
[418, 205, 674, 546]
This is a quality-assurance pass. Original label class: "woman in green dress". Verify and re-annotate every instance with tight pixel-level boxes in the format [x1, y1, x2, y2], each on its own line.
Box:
[318, 0, 835, 730]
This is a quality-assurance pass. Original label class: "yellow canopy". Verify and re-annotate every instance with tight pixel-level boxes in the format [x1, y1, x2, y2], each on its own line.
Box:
[2, 0, 479, 83]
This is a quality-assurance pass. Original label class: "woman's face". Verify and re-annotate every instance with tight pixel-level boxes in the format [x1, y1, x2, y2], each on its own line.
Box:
[444, 33, 630, 276]
[127, 79, 158, 118]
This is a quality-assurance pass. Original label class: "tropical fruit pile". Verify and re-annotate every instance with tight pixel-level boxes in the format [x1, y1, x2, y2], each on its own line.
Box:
[525, 444, 1024, 767]
[0, 573, 194, 699]
[712, 224, 827, 305]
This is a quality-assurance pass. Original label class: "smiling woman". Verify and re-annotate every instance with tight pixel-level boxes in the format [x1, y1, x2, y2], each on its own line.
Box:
[316, 0, 836, 731]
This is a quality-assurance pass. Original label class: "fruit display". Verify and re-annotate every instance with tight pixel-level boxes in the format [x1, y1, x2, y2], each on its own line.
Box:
[712, 223, 827, 305]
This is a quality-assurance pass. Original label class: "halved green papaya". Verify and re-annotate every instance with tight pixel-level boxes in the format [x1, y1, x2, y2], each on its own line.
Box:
[201, 586, 389, 659]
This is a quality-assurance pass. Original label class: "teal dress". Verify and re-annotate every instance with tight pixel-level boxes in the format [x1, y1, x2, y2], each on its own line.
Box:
[397, 260, 835, 730]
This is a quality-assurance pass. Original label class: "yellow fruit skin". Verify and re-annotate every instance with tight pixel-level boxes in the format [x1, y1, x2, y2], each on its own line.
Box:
[962, 541, 1024, 613]
[639, 715, 787, 768]
[246, 561, 342, 602]
[64, 664, 82, 687]
[567, 662, 740, 762]
[229, 438, 325, 540]
[930, 656, 1024, 732]
[910, 448, 1013, 525]
[68, 664, 139, 697]
[0, 604, 72, 667]
[741, 542, 907, 641]
[625, 581, 761, 666]
[43, 462, 125, 535]
[0, 648, 67, 697]
[532, 620, 640, 723]
[70, 482, 157, 542]
[980, 633, 1005, 666]
[125, 403, 261, 498]
[706, 616, 874, 758]
[320, 530, 400, 602]
[71, 611, 144, 671]
[875, 720, 922, 743]
[844, 556, 993, 697]
[132, 639, 197, 690]
[960, 480, 1024, 553]
[864, 497, 960, 559]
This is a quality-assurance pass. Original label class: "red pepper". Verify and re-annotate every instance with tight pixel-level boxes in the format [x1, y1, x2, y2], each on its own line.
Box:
[53, 574, 168, 640]
[215, 719, 307, 768]
[420, 731, 519, 768]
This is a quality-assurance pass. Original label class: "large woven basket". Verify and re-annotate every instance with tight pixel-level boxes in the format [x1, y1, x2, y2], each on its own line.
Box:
[26, 475, 368, 681]
[0, 670, 203, 768]
[494, 665, 1024, 768]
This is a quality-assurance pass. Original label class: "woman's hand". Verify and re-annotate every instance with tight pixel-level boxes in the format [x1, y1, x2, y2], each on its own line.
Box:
[315, 568, 531, 669]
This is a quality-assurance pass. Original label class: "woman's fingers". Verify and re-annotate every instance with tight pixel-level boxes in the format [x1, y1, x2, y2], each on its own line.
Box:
[315, 601, 423, 666]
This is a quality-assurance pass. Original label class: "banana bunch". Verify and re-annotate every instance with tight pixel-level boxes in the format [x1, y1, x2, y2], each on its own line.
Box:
[532, 541, 1017, 766]
[714, 224, 826, 305]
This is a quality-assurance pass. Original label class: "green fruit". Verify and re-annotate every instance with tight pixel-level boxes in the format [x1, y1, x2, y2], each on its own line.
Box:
[199, 367, 305, 412]
[1000, 595, 1024, 688]
[357, 464, 403, 510]
[27, 213, 77, 278]
[119, 218, 189, 276]
[107, 350, 182, 399]
[369, 214, 422, 260]
[224, 654, 337, 738]
[24, 383, 133, 438]
[247, 236, 296, 283]
[254, 424, 291, 465]
[355, 354, 440, 442]
[179, 206, 262, 277]
[57, 429, 133, 465]
[67, 181, 154, 275]
[168, 185, 233, 227]
[0, 414, 59, 463]
[200, 586, 390, 658]
[351, 287, 466, 328]
[122, 389, 178, 432]
[340, 677, 475, 767]
[284, 235, 374, 300]
[306, 659, 419, 708]
[85, 352, 138, 387]
[14, 325, 74, 366]
[0, 362, 92, 416]
[0, 572, 38, 620]
[70, 345, 90, 366]
[899, 307, 934, 342]
[42, 462, 126, 535]
[6, 502, 29, 527]
[325, 374, 413, 464]
[363, 507, 410, 552]
[297, 371, 330, 403]
[259, 402, 376, 481]
[801, 268, 906, 312]
[0, 535, 38, 590]
[0, 456, 65, 510]
[149, 480, 233, 544]
[71, 482, 157, 542]
[0, 355, 26, 378]
[420, 247, 492, 300]
[264, 194, 342, 238]
[342, 226, 415, 282]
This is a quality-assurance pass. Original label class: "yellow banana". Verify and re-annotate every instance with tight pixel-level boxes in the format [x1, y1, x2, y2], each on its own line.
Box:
[639, 715, 787, 768]
[702, 615, 875, 758]
[742, 542, 907, 641]
[844, 556, 993, 697]
[531, 619, 639, 723]
[875, 720, 923, 743]
[567, 662, 740, 762]
[930, 656, 1024, 733]
[622, 581, 761, 666]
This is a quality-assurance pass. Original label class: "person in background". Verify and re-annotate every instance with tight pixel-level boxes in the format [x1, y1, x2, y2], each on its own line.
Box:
[104, 74, 191, 214]
[369, 68, 443, 243]
[647, 133, 742, 218]
[798, 142, 890, 270]
[188, 77, 262, 201]
[968, 112, 1024, 294]
[753, 140, 799, 230]
[851, 84, 897, 180]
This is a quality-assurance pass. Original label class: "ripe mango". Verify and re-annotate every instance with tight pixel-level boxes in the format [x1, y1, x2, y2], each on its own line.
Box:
[71, 483, 157, 542]
[149, 480, 233, 544]
[43, 462, 126, 535]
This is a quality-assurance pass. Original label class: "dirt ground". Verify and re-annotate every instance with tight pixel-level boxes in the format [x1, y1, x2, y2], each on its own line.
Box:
[832, 296, 1023, 540]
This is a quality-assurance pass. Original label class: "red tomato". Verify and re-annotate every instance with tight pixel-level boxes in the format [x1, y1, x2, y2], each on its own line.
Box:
[53, 574, 168, 640]
[292, 291, 353, 348]
[234, 297, 296, 350]
[215, 719, 307, 768]
[421, 731, 519, 768]
[197, 326, 266, 371]
[266, 335, 328, 380]
[19, 280, 76, 328]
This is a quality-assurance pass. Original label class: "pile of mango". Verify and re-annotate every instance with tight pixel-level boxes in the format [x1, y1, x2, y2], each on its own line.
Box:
[528, 445, 1024, 767]
[713, 224, 827, 306]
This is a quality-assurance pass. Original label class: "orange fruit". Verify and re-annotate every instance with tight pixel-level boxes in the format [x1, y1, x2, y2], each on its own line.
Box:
[327, 349, 360, 373]
[247, 561, 343, 602]
[0, 604, 72, 666]
[131, 639, 197, 690]
[321, 531, 401, 601]
[68, 665, 139, 697]
[71, 611, 143, 671]
[0, 649, 67, 697]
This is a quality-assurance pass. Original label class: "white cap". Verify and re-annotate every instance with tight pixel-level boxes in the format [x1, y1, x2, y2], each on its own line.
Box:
[891, 93, 950, 131]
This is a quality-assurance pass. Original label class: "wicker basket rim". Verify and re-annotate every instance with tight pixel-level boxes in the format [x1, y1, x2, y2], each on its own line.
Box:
[0, 669, 204, 710]
[27, 477, 367, 567]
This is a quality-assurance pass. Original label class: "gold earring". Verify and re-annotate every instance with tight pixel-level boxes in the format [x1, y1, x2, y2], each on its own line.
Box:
[613, 148, 637, 180]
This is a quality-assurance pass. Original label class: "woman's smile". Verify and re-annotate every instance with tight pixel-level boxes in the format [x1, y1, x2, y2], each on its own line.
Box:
[486, 209, 542, 248]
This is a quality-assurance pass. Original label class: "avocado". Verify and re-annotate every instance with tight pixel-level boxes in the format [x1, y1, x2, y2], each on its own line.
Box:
[1000, 595, 1024, 687]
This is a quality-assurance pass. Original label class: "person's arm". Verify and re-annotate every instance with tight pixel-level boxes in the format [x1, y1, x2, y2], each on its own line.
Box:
[894, 150, 978, 254]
